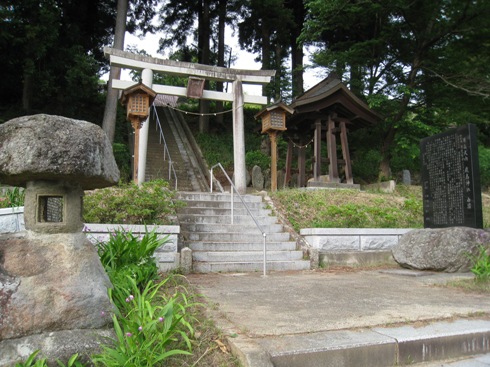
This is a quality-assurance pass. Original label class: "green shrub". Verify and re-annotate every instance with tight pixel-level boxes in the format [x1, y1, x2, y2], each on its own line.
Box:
[245, 150, 270, 171]
[83, 180, 182, 225]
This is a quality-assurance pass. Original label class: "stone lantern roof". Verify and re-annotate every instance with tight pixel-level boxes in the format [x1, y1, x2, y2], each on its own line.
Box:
[0, 114, 120, 234]
[0, 114, 119, 189]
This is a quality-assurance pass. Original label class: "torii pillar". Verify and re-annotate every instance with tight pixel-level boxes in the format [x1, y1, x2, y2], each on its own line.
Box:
[137, 68, 153, 185]
[233, 78, 246, 194]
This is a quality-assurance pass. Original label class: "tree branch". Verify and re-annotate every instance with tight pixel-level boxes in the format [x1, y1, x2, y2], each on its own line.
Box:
[423, 67, 490, 99]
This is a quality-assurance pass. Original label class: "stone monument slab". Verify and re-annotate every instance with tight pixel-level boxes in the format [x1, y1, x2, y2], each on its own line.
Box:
[420, 124, 482, 228]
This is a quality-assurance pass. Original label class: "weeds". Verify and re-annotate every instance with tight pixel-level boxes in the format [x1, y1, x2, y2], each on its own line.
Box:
[469, 245, 490, 282]
[96, 228, 165, 296]
[92, 276, 197, 367]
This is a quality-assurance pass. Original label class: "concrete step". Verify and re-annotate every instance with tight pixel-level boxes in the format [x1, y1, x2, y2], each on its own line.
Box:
[187, 241, 297, 252]
[177, 207, 273, 216]
[193, 250, 304, 262]
[177, 192, 263, 202]
[180, 223, 284, 234]
[178, 214, 278, 225]
[178, 200, 266, 210]
[193, 260, 311, 273]
[183, 231, 290, 242]
[256, 319, 490, 367]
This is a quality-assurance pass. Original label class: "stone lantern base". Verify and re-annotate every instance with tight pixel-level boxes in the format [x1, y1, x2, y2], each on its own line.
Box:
[0, 231, 114, 365]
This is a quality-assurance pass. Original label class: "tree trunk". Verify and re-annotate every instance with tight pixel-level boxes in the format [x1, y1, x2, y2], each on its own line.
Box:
[102, 0, 128, 143]
[274, 43, 282, 101]
[261, 25, 271, 103]
[379, 58, 421, 179]
[288, 0, 305, 98]
[198, 0, 211, 133]
[22, 64, 33, 114]
[215, 0, 226, 126]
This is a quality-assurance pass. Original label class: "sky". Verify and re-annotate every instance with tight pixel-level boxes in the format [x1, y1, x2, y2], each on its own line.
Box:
[121, 30, 325, 97]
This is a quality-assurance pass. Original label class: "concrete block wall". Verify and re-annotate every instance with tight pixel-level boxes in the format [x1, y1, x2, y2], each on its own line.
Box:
[0, 207, 24, 233]
[300, 228, 414, 252]
[0, 207, 180, 272]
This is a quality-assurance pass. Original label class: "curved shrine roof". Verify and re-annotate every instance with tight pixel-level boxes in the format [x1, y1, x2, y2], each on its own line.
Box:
[287, 73, 381, 131]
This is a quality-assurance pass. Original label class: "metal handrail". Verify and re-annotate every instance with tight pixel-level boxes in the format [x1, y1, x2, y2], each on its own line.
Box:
[151, 104, 178, 191]
[210, 163, 268, 276]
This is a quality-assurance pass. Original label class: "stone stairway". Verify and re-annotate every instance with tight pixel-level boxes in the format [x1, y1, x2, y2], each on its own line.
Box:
[176, 192, 311, 273]
[145, 107, 207, 192]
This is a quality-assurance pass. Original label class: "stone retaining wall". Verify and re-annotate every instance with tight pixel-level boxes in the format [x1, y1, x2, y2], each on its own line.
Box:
[300, 228, 414, 252]
[0, 207, 180, 272]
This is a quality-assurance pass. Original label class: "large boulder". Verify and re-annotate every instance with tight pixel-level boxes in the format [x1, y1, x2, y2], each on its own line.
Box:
[0, 231, 113, 341]
[392, 227, 490, 272]
[0, 114, 119, 189]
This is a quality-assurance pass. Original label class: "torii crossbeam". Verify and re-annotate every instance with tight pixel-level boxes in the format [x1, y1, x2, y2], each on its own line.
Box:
[104, 47, 275, 193]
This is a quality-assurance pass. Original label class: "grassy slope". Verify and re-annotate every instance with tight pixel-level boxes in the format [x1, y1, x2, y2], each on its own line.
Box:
[270, 185, 490, 231]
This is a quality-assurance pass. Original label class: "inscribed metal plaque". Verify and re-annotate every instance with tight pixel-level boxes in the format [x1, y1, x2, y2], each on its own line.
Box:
[420, 124, 482, 228]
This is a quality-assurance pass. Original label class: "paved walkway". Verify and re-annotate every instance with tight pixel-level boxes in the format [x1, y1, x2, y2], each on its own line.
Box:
[187, 268, 490, 366]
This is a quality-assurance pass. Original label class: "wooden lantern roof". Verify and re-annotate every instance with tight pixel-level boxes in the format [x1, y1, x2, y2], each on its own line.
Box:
[256, 101, 294, 134]
[287, 73, 381, 131]
[255, 101, 295, 119]
[120, 82, 157, 107]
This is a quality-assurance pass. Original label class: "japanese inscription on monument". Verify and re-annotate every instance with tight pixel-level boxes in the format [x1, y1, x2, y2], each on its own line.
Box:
[420, 124, 482, 228]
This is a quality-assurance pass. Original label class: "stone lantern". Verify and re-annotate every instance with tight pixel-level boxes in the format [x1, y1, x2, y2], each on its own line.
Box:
[120, 82, 157, 182]
[0, 114, 120, 365]
[255, 102, 294, 191]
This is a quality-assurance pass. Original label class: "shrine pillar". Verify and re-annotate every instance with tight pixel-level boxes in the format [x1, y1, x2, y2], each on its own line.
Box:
[314, 119, 322, 180]
[298, 143, 306, 187]
[327, 114, 340, 183]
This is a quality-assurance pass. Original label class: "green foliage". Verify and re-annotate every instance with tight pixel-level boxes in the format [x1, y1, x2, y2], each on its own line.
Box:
[112, 143, 132, 183]
[83, 180, 182, 225]
[479, 146, 490, 190]
[0, 187, 25, 208]
[15, 351, 47, 367]
[92, 276, 196, 367]
[195, 132, 234, 170]
[245, 150, 271, 171]
[352, 149, 382, 183]
[470, 245, 490, 282]
[96, 228, 166, 298]
[15, 351, 84, 367]
[56, 354, 85, 367]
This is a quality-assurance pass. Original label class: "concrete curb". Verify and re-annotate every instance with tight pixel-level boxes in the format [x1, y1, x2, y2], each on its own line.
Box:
[239, 319, 490, 367]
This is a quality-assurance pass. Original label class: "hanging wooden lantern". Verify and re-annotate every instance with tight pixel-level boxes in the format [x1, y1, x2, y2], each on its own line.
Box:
[256, 102, 294, 134]
[120, 83, 157, 182]
[120, 82, 157, 126]
[255, 102, 294, 192]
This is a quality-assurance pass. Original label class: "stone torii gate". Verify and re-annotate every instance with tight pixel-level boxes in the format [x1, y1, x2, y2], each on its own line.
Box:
[104, 47, 275, 194]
